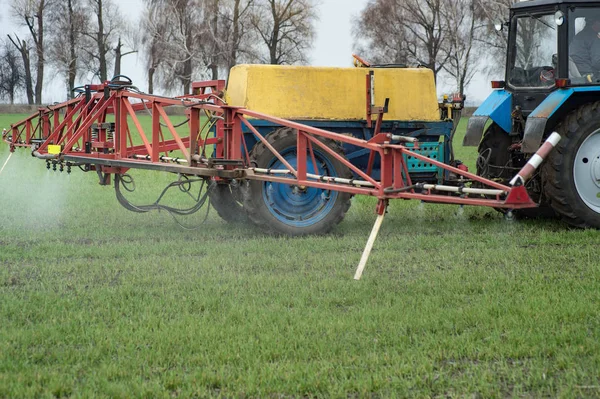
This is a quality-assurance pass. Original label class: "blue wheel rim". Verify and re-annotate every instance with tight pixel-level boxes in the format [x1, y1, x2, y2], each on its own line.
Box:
[262, 147, 339, 227]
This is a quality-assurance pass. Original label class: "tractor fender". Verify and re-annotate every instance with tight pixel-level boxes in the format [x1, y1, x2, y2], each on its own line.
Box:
[464, 90, 512, 146]
[522, 88, 574, 153]
[521, 86, 600, 152]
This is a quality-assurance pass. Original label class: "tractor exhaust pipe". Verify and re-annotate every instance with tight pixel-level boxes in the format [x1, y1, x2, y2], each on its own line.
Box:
[510, 132, 561, 187]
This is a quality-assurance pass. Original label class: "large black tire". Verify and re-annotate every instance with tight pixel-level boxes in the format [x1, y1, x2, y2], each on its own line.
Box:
[477, 124, 555, 219]
[477, 123, 514, 181]
[208, 181, 248, 223]
[543, 102, 600, 228]
[243, 128, 352, 236]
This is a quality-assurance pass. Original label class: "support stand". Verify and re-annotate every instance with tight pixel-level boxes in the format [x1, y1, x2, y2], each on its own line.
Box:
[0, 153, 13, 176]
[354, 200, 387, 280]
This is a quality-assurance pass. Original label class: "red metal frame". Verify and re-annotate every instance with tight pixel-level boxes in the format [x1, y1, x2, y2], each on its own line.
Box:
[4, 80, 538, 212]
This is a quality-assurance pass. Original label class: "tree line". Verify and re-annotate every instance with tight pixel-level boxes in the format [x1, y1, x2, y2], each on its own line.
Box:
[0, 0, 513, 105]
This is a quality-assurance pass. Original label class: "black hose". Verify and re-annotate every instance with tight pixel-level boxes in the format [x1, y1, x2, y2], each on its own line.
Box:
[114, 174, 212, 224]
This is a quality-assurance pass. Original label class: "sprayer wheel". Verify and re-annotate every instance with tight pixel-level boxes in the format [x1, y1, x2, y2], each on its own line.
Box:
[208, 180, 248, 223]
[242, 128, 352, 236]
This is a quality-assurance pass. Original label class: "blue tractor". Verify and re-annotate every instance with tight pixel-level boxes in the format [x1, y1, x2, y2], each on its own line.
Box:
[466, 0, 600, 228]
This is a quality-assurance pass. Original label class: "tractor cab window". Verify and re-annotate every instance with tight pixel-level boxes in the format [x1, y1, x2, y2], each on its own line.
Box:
[568, 8, 600, 84]
[509, 13, 557, 88]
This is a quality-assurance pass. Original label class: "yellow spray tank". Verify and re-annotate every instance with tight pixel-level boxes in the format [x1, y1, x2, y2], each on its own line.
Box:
[224, 64, 441, 122]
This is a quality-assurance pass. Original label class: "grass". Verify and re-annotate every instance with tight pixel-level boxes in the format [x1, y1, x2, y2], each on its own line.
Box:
[1, 113, 600, 398]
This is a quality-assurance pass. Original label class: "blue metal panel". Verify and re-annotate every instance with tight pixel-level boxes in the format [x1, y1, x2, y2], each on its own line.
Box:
[527, 86, 600, 119]
[522, 87, 598, 152]
[527, 88, 575, 119]
[473, 90, 513, 133]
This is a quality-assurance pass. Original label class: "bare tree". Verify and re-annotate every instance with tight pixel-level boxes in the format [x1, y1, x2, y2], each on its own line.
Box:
[10, 0, 54, 104]
[0, 39, 24, 104]
[442, 0, 485, 94]
[161, 0, 202, 94]
[141, 3, 168, 93]
[7, 34, 34, 104]
[250, 0, 317, 65]
[47, 0, 87, 98]
[353, 0, 450, 82]
[81, 0, 123, 82]
[142, 0, 209, 94]
[201, 0, 259, 78]
[203, 0, 223, 80]
[403, 0, 450, 79]
[113, 36, 138, 78]
[224, 0, 257, 71]
[475, 0, 514, 77]
[353, 0, 408, 65]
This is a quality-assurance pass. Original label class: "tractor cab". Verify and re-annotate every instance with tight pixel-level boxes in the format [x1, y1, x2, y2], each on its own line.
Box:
[466, 0, 600, 228]
[466, 0, 600, 151]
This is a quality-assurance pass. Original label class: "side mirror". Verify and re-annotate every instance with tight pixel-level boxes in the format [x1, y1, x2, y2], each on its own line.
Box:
[494, 21, 509, 32]
[555, 11, 565, 26]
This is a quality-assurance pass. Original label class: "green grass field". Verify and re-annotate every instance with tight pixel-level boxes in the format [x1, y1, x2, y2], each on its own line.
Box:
[1, 113, 600, 398]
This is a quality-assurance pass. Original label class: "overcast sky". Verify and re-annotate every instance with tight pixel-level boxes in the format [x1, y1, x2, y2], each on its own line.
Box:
[0, 0, 491, 104]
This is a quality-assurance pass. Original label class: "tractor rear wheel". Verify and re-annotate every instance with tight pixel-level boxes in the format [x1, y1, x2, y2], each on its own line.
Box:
[543, 102, 600, 228]
[208, 181, 248, 223]
[242, 128, 352, 236]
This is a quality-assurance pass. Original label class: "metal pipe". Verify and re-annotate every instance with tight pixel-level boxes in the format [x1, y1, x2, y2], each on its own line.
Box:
[421, 184, 505, 196]
[252, 168, 375, 187]
[32, 151, 59, 160]
[133, 154, 188, 163]
[390, 135, 418, 143]
[253, 168, 293, 175]
[306, 173, 375, 187]
[510, 132, 561, 187]
[191, 154, 210, 163]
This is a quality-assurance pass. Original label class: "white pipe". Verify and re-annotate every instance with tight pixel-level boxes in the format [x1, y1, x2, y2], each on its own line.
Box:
[253, 168, 292, 175]
[133, 154, 188, 163]
[251, 170, 505, 194]
[306, 173, 375, 187]
[390, 135, 418, 143]
[422, 184, 505, 196]
[252, 168, 375, 187]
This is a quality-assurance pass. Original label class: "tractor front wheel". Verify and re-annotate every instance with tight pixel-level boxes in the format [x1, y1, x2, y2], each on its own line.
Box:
[243, 128, 352, 236]
[477, 123, 514, 181]
[543, 102, 600, 228]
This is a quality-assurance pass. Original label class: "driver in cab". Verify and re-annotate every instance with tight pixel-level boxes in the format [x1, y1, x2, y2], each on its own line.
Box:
[570, 12, 600, 78]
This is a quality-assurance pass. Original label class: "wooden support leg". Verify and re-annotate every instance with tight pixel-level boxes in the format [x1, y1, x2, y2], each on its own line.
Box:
[354, 200, 387, 280]
[0, 153, 13, 176]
